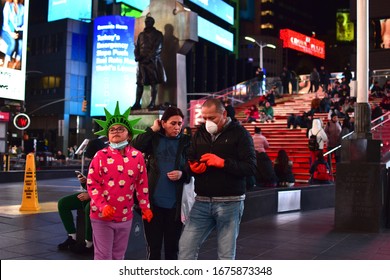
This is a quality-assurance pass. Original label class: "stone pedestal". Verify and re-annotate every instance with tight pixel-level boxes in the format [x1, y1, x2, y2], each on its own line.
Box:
[335, 138, 387, 232]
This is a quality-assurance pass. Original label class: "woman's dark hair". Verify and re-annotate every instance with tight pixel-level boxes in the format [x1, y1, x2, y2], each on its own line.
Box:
[275, 149, 290, 174]
[161, 106, 184, 121]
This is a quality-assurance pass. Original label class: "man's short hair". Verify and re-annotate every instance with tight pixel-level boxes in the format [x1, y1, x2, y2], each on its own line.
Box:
[254, 127, 261, 134]
[202, 98, 226, 113]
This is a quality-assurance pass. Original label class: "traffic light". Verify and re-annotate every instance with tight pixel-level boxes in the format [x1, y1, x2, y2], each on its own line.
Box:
[82, 100, 87, 112]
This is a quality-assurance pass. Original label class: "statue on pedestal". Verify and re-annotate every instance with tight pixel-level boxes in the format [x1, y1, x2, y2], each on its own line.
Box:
[132, 16, 166, 111]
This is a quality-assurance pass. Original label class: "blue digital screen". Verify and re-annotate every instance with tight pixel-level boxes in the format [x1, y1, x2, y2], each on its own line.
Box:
[190, 0, 234, 25]
[90, 16, 137, 116]
[48, 0, 92, 22]
[198, 17, 234, 52]
[115, 0, 149, 11]
[0, 0, 29, 101]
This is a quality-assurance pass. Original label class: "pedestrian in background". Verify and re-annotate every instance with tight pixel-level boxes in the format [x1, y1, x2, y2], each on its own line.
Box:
[274, 149, 295, 187]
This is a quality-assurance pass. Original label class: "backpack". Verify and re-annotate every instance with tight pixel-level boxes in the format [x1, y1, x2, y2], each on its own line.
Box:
[308, 130, 321, 151]
[313, 163, 331, 181]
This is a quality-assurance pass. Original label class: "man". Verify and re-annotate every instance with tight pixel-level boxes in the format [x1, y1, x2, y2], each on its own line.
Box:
[252, 127, 269, 153]
[132, 16, 166, 110]
[256, 67, 265, 95]
[178, 98, 256, 260]
[325, 113, 342, 163]
[309, 67, 320, 93]
[280, 66, 291, 94]
[319, 65, 331, 93]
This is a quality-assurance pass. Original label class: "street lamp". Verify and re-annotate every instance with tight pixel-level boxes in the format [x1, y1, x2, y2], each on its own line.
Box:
[244, 36, 276, 69]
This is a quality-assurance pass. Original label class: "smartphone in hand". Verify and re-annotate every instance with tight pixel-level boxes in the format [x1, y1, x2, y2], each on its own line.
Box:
[75, 170, 84, 177]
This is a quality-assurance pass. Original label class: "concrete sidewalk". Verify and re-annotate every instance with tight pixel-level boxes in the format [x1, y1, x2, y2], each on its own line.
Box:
[0, 178, 390, 260]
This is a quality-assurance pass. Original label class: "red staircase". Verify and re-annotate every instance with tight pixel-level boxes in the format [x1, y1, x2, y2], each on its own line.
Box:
[237, 92, 332, 183]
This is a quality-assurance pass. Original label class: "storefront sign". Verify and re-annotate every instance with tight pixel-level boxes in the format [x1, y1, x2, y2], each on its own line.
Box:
[0, 112, 10, 122]
[280, 29, 325, 59]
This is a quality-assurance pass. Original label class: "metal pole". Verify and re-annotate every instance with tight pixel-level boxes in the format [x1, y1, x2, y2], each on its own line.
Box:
[357, 0, 369, 104]
[259, 44, 263, 69]
[354, 0, 371, 138]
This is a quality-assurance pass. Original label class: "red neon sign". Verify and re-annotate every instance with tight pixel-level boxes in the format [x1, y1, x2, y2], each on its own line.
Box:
[0, 112, 10, 122]
[280, 29, 325, 59]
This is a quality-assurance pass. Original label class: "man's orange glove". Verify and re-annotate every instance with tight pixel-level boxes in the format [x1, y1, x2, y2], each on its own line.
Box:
[142, 209, 153, 222]
[102, 205, 115, 219]
[200, 153, 225, 168]
[188, 161, 207, 174]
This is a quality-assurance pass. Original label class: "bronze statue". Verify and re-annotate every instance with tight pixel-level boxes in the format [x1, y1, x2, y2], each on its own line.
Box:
[132, 16, 166, 110]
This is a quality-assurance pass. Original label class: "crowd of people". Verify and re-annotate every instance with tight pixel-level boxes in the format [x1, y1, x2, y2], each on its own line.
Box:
[55, 67, 388, 260]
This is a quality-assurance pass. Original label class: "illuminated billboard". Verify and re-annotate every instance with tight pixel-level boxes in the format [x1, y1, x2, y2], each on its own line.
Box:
[0, 0, 30, 101]
[115, 0, 149, 11]
[90, 16, 137, 116]
[48, 0, 92, 22]
[198, 16, 234, 52]
[190, 0, 234, 25]
[280, 29, 325, 59]
[336, 11, 354, 42]
[373, 18, 390, 49]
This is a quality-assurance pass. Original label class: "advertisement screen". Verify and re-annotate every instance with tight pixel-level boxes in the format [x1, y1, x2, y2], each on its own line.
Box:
[0, 0, 29, 101]
[336, 11, 354, 42]
[240, 0, 255, 21]
[280, 29, 325, 59]
[372, 18, 390, 49]
[121, 4, 142, 18]
[48, 0, 92, 22]
[190, 0, 234, 25]
[198, 16, 234, 52]
[116, 0, 149, 11]
[90, 16, 137, 116]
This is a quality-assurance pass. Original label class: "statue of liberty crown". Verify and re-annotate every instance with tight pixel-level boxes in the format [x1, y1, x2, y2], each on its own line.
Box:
[94, 101, 145, 137]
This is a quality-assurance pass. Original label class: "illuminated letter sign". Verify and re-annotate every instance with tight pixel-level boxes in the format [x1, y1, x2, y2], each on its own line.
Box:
[280, 29, 325, 59]
[90, 16, 137, 116]
[13, 113, 31, 130]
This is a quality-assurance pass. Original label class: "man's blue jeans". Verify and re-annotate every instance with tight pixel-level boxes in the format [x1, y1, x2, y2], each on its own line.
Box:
[178, 200, 244, 260]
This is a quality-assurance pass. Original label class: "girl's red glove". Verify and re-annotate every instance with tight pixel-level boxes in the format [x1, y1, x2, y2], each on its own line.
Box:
[102, 205, 115, 219]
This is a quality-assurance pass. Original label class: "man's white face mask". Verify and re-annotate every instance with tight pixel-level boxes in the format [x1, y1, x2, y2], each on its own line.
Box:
[205, 120, 218, 135]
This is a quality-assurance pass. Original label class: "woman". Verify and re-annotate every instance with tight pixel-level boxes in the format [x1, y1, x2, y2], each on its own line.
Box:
[309, 150, 332, 185]
[131, 106, 190, 260]
[1, 0, 24, 69]
[274, 149, 295, 187]
[87, 102, 153, 260]
[308, 118, 328, 165]
[244, 104, 259, 123]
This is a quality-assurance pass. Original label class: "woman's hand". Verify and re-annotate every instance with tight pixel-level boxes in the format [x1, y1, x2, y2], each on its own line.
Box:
[151, 119, 161, 132]
[167, 170, 182, 181]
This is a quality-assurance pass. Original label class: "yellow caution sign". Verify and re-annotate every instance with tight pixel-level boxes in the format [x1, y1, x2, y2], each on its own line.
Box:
[20, 153, 40, 211]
